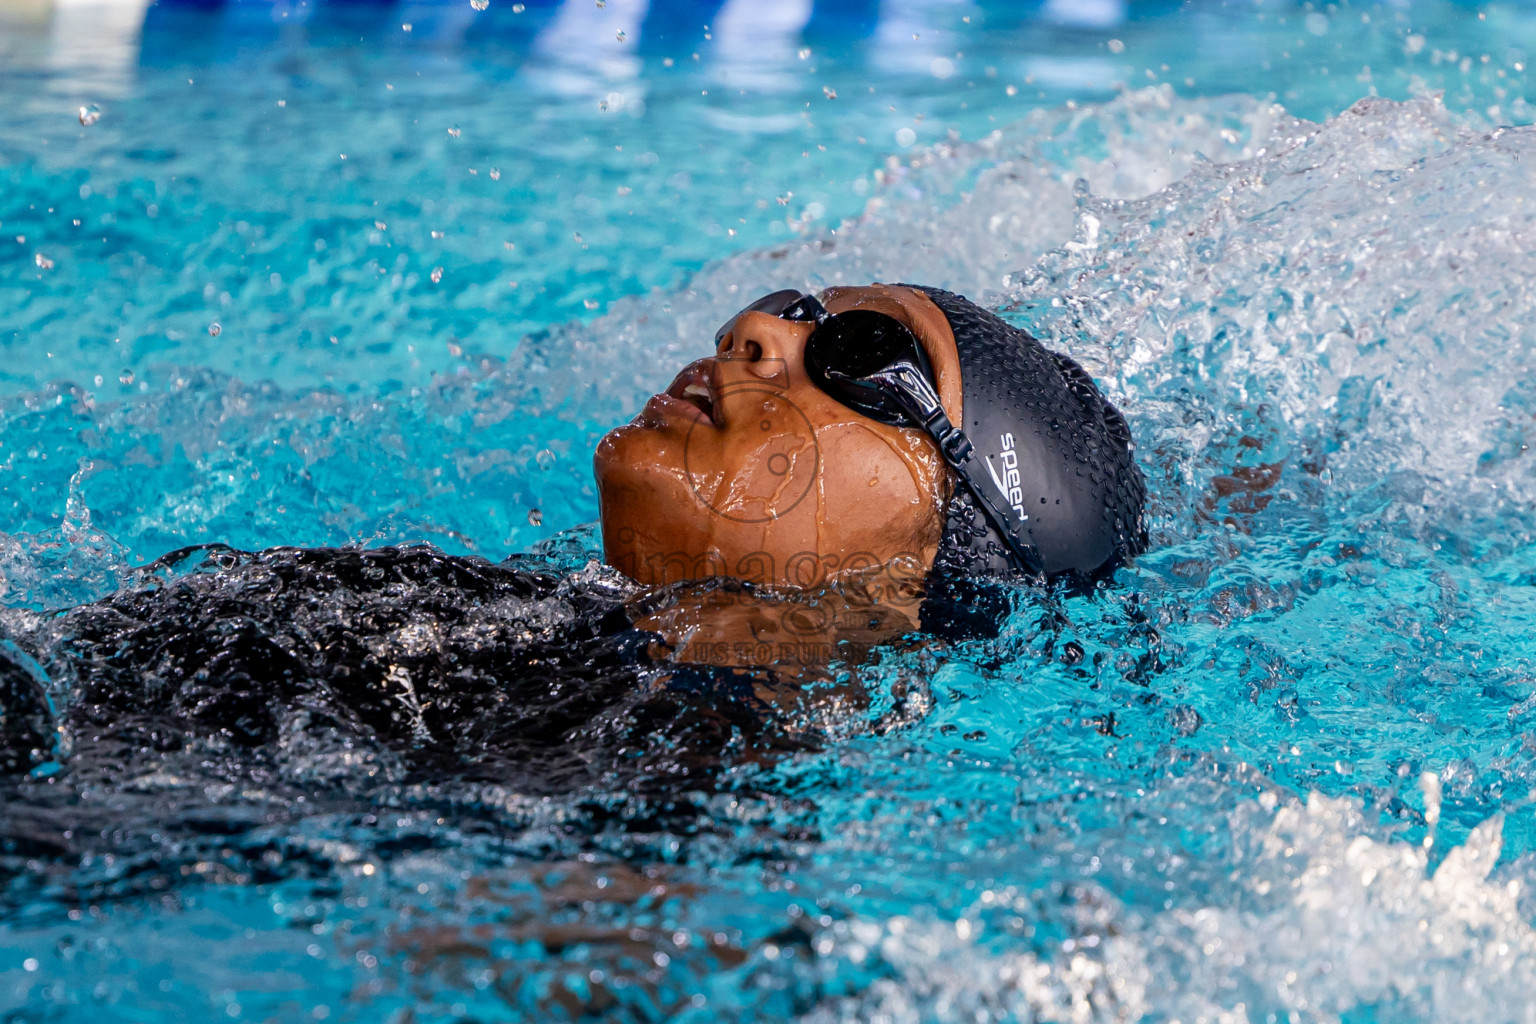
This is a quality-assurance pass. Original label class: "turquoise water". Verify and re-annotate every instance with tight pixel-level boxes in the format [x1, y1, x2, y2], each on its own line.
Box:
[4, 1, 1536, 1020]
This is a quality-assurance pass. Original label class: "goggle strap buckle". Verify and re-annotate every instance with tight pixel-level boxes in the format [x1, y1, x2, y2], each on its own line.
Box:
[923, 411, 974, 465]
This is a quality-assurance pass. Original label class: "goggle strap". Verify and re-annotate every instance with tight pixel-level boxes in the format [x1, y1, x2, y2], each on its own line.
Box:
[865, 369, 1045, 576]
[932, 419, 974, 464]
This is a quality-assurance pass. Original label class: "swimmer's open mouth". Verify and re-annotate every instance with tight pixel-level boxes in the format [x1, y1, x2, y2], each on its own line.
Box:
[664, 361, 719, 426]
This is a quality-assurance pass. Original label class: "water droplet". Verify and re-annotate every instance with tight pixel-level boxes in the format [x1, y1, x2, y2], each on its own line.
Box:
[34, 253, 53, 270]
[797, 48, 811, 60]
[511, 2, 523, 10]
[823, 86, 837, 99]
[527, 508, 543, 526]
[119, 369, 135, 385]
[615, 29, 626, 42]
[374, 220, 387, 231]
[470, 0, 488, 9]
[895, 127, 916, 147]
[1005, 84, 1018, 96]
[208, 323, 222, 336]
[536, 449, 556, 470]
[582, 298, 599, 310]
[78, 104, 101, 127]
[430, 266, 444, 284]
[447, 127, 461, 138]
[489, 168, 501, 180]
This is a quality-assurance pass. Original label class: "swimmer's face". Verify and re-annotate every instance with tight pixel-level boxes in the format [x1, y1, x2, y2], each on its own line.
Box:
[594, 284, 964, 587]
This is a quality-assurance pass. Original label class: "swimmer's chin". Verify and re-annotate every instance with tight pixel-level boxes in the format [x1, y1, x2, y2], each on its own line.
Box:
[592, 422, 691, 510]
[592, 425, 642, 484]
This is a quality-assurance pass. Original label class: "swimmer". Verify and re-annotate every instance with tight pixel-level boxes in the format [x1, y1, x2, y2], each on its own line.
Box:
[592, 283, 1146, 671]
[596, 283, 1145, 588]
[0, 284, 1146, 809]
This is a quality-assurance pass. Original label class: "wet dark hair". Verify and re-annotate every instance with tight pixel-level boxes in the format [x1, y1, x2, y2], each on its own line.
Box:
[0, 545, 862, 902]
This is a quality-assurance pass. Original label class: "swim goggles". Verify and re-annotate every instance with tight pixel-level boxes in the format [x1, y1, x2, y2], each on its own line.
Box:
[714, 289, 1044, 575]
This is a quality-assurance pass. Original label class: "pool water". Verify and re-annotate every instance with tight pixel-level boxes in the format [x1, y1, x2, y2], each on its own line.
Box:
[4, 0, 1536, 1020]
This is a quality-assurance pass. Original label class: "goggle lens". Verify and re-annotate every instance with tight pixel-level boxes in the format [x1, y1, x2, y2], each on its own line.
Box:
[804, 309, 932, 426]
[716, 291, 930, 423]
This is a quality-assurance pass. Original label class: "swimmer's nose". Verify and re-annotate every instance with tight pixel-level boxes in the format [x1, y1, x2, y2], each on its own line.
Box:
[716, 310, 808, 379]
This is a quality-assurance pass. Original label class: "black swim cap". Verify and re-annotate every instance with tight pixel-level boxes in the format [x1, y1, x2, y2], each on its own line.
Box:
[900, 285, 1148, 579]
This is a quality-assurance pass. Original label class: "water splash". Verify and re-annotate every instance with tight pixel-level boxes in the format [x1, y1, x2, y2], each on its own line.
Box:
[0, 87, 1279, 602]
[797, 781, 1535, 1024]
[1006, 95, 1536, 549]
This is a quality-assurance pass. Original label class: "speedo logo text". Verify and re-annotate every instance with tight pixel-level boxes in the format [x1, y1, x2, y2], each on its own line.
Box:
[984, 432, 1028, 521]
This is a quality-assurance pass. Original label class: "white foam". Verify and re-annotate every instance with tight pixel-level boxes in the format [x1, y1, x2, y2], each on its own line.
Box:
[1002, 95, 1536, 532]
[799, 781, 1536, 1023]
